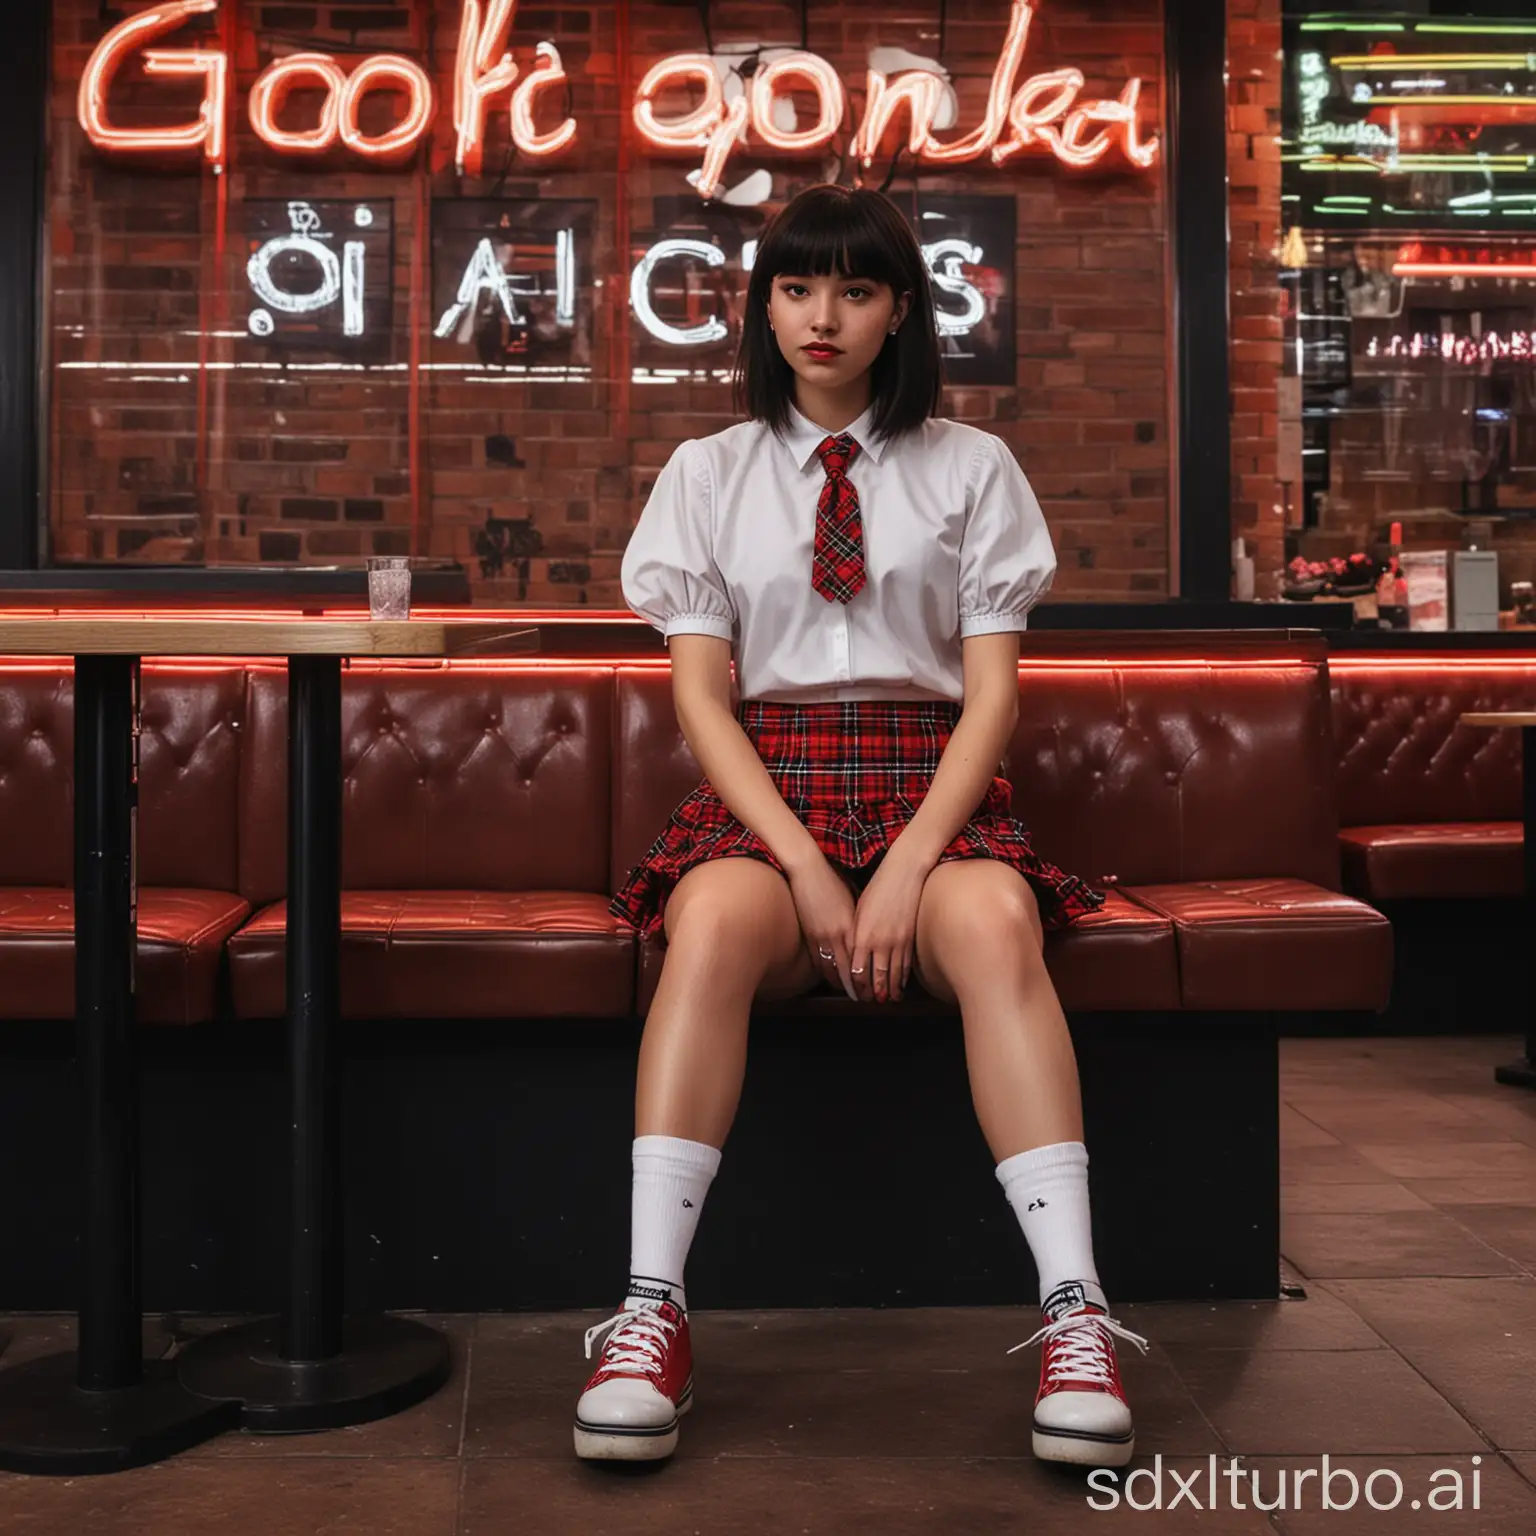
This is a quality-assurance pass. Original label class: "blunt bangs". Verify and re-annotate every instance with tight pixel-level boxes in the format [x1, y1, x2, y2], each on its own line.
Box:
[734, 185, 944, 441]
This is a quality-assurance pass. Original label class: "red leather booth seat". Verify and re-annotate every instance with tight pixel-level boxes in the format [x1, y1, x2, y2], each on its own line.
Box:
[227, 663, 635, 1019]
[0, 640, 1392, 1022]
[618, 645, 1391, 1015]
[1331, 659, 1536, 901]
[0, 662, 251, 1023]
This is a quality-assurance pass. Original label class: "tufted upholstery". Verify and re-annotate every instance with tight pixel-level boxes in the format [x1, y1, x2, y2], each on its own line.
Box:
[228, 663, 633, 1017]
[620, 647, 1388, 1015]
[0, 663, 72, 885]
[1330, 659, 1536, 901]
[0, 663, 250, 1023]
[0, 642, 1393, 1022]
[1001, 660, 1343, 891]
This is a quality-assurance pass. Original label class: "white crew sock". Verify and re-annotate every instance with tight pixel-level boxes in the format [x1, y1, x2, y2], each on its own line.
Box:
[625, 1134, 721, 1314]
[996, 1140, 1107, 1314]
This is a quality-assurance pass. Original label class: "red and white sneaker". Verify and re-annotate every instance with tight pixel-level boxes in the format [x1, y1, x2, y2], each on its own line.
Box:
[574, 1298, 693, 1461]
[1009, 1281, 1149, 1467]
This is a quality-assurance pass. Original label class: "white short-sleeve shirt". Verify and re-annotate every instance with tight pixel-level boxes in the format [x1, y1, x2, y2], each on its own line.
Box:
[619, 403, 1058, 705]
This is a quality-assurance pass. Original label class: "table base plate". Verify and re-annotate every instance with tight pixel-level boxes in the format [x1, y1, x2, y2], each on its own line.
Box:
[176, 1314, 450, 1433]
[0, 1353, 240, 1475]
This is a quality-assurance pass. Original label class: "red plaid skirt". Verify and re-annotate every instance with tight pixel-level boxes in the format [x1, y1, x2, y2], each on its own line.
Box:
[609, 699, 1105, 945]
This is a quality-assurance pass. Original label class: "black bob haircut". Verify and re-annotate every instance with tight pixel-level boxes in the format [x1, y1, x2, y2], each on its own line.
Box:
[734, 184, 944, 442]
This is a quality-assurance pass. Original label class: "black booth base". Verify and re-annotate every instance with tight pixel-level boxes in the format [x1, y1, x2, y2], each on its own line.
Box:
[1279, 898, 1527, 1040]
[0, 1354, 240, 1476]
[176, 1312, 451, 1433]
[0, 1010, 1280, 1312]
[1495, 1058, 1536, 1089]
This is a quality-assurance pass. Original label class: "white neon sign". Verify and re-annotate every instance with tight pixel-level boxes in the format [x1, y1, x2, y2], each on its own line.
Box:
[628, 238, 991, 346]
[435, 229, 579, 340]
[247, 201, 368, 338]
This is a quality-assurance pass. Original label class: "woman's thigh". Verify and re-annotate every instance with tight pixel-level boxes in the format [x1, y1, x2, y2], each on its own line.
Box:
[663, 855, 822, 1003]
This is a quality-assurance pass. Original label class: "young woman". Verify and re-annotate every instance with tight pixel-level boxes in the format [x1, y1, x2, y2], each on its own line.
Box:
[583, 184, 1148, 1469]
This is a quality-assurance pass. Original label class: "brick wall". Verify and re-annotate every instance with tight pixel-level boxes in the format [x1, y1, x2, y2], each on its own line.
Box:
[47, 0, 1172, 605]
[1226, 0, 1284, 597]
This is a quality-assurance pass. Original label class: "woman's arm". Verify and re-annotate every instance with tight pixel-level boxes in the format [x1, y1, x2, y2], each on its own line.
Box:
[669, 635, 825, 877]
[888, 633, 1021, 871]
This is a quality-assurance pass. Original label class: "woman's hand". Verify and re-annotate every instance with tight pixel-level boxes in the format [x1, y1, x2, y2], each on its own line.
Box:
[850, 845, 929, 1003]
[785, 857, 861, 1000]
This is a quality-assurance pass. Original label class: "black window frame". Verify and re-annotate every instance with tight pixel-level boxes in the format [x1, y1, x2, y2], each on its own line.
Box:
[0, 0, 1232, 602]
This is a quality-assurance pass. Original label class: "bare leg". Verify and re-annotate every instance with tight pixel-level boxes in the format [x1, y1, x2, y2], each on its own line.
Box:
[635, 858, 818, 1147]
[914, 861, 1082, 1159]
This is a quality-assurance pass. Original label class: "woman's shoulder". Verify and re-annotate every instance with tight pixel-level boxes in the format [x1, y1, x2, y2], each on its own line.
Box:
[663, 419, 772, 486]
[893, 416, 1002, 467]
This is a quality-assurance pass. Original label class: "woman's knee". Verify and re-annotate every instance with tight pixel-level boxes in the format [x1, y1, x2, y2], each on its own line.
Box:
[916, 862, 1046, 1001]
[663, 857, 804, 974]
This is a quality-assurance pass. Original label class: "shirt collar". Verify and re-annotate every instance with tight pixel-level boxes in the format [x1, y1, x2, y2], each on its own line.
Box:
[783, 402, 889, 471]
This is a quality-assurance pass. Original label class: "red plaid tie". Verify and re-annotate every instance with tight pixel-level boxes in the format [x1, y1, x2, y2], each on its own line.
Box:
[810, 433, 865, 604]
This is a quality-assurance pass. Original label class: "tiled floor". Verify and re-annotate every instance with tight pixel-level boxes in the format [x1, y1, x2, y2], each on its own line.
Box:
[3, 1035, 1535, 1533]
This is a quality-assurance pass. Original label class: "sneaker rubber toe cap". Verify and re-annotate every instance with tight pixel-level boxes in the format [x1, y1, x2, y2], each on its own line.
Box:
[1034, 1388, 1132, 1439]
[576, 1377, 677, 1431]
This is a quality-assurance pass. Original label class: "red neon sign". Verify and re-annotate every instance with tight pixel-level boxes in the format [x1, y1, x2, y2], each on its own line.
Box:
[79, 0, 1156, 190]
[337, 56, 436, 159]
[78, 0, 228, 166]
[635, 0, 1159, 194]
[247, 53, 345, 154]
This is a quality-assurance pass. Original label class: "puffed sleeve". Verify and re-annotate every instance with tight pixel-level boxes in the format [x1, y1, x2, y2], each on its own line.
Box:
[620, 440, 738, 642]
[957, 434, 1058, 638]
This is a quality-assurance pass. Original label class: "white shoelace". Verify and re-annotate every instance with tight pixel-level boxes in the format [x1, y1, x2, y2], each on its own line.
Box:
[1007, 1309, 1150, 1387]
[584, 1304, 678, 1377]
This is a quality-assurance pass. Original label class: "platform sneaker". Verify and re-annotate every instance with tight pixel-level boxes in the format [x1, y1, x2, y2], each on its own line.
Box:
[574, 1287, 693, 1462]
[1009, 1280, 1149, 1467]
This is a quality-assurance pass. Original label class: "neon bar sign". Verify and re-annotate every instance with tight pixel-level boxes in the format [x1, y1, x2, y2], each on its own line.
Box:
[1368, 330, 1536, 365]
[80, 0, 1156, 192]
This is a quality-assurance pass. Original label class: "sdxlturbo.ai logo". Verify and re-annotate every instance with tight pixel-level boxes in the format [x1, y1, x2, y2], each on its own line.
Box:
[1087, 1455, 1482, 1514]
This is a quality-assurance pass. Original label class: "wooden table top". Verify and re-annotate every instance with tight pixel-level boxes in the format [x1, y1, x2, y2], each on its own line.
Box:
[1461, 711, 1536, 727]
[0, 618, 541, 658]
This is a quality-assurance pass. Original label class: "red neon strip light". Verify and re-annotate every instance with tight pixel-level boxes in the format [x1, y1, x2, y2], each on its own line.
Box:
[1329, 655, 1536, 670]
[1395, 261, 1536, 278]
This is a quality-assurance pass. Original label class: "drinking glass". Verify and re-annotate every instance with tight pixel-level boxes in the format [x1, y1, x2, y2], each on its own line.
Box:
[366, 556, 411, 620]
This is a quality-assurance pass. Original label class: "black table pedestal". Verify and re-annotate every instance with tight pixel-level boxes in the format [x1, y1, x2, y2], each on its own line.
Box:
[0, 655, 237, 1474]
[177, 654, 449, 1429]
[171, 1314, 448, 1433]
